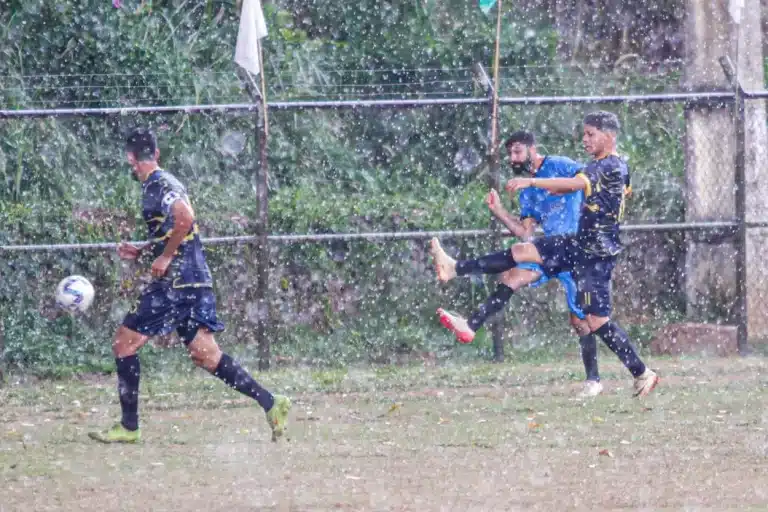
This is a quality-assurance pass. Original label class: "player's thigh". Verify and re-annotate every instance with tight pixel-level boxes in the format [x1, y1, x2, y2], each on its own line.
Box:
[186, 328, 223, 371]
[575, 258, 615, 332]
[499, 265, 542, 289]
[530, 235, 578, 275]
[510, 242, 544, 265]
[112, 325, 150, 358]
[122, 287, 184, 343]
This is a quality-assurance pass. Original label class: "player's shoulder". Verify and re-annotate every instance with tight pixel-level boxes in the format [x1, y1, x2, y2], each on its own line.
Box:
[152, 169, 186, 192]
[544, 155, 584, 177]
[585, 154, 626, 175]
[547, 155, 581, 168]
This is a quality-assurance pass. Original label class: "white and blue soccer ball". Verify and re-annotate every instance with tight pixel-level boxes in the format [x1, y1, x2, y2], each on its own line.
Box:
[55, 275, 95, 313]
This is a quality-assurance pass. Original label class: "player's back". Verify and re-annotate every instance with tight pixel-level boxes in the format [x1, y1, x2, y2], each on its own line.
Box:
[576, 154, 629, 257]
[519, 155, 583, 236]
[141, 170, 213, 288]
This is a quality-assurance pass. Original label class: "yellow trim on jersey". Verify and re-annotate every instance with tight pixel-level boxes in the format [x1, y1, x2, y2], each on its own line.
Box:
[172, 279, 211, 289]
[576, 173, 592, 197]
[149, 224, 200, 244]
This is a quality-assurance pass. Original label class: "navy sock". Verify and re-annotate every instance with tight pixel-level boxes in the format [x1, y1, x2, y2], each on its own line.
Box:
[579, 334, 600, 382]
[595, 321, 646, 378]
[467, 284, 515, 332]
[116, 355, 140, 431]
[456, 249, 516, 276]
[213, 353, 275, 411]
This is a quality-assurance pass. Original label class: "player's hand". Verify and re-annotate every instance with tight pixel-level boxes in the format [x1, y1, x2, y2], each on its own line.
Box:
[485, 189, 504, 214]
[117, 242, 141, 260]
[505, 178, 533, 194]
[151, 255, 172, 278]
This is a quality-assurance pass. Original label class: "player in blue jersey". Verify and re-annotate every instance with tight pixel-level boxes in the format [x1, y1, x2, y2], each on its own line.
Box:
[431, 112, 659, 398]
[432, 131, 603, 396]
[88, 128, 291, 443]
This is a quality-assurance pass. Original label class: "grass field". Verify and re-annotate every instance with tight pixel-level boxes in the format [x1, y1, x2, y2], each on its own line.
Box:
[2, 355, 767, 511]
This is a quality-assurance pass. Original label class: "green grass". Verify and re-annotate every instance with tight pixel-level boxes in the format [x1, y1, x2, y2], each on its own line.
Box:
[2, 356, 767, 510]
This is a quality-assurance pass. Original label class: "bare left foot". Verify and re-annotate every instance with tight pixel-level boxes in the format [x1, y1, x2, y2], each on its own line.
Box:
[429, 238, 457, 283]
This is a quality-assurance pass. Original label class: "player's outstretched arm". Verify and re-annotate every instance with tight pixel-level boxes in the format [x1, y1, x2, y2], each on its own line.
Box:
[506, 177, 587, 195]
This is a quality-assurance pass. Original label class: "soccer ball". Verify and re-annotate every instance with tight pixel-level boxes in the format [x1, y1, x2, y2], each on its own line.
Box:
[55, 275, 95, 313]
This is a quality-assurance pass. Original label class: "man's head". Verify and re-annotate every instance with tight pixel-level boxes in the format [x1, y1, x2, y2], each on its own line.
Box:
[125, 128, 159, 179]
[504, 130, 539, 175]
[582, 111, 620, 158]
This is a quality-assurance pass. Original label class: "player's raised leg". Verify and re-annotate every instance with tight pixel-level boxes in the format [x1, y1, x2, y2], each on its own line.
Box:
[437, 255, 542, 344]
[88, 326, 148, 443]
[186, 328, 291, 441]
[429, 237, 536, 283]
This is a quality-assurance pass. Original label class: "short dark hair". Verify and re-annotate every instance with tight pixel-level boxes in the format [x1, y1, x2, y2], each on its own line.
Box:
[504, 130, 536, 149]
[125, 128, 157, 161]
[583, 111, 620, 133]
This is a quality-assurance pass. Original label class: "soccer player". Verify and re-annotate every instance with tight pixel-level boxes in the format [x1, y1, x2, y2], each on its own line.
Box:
[88, 128, 291, 443]
[434, 131, 603, 396]
[431, 112, 659, 398]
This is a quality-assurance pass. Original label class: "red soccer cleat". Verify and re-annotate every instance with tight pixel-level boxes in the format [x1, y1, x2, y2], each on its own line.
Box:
[437, 308, 476, 344]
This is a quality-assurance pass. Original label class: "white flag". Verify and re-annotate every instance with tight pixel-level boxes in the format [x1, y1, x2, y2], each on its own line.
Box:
[234, 0, 268, 76]
[729, 0, 744, 24]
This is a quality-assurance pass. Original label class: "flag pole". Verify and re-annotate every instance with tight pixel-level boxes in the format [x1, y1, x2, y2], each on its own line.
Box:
[254, 33, 270, 371]
[257, 37, 269, 138]
[489, 0, 503, 157]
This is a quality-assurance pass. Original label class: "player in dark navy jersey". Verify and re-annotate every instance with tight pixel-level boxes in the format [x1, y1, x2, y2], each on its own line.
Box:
[431, 112, 659, 398]
[89, 128, 291, 443]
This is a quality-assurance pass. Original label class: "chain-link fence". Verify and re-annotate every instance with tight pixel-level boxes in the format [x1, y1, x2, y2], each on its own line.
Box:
[1, 76, 764, 377]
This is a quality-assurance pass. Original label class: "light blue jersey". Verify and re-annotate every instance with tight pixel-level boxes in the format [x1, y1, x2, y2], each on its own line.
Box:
[518, 155, 583, 236]
[516, 155, 586, 319]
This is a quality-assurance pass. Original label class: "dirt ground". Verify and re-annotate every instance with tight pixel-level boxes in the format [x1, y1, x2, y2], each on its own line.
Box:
[1, 356, 767, 511]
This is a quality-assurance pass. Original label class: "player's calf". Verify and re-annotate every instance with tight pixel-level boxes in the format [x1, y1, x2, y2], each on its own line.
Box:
[188, 329, 292, 441]
[588, 316, 659, 398]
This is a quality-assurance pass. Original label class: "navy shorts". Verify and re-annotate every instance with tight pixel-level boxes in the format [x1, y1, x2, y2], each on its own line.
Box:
[122, 285, 225, 344]
[531, 235, 616, 317]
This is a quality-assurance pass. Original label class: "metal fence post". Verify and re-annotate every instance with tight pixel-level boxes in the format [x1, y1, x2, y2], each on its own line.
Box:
[719, 56, 750, 355]
[255, 105, 271, 370]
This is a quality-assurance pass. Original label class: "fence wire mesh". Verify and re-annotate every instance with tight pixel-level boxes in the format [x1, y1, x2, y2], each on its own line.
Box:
[0, 92, 764, 375]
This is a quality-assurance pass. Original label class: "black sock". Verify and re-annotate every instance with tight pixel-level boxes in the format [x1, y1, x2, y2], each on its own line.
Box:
[456, 249, 516, 276]
[467, 284, 515, 332]
[213, 353, 275, 411]
[595, 321, 646, 378]
[116, 355, 140, 431]
[579, 334, 600, 382]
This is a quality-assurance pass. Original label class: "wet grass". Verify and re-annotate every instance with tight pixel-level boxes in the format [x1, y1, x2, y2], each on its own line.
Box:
[1, 356, 767, 511]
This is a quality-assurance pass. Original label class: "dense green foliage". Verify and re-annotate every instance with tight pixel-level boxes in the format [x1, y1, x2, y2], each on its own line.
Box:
[0, 0, 692, 374]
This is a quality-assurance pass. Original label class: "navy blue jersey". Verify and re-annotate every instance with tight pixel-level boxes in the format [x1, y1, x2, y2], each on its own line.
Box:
[141, 170, 213, 288]
[575, 155, 630, 257]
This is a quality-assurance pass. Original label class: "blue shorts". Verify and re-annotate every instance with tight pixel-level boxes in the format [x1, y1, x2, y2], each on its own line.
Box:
[531, 235, 616, 317]
[517, 262, 585, 319]
[122, 285, 225, 344]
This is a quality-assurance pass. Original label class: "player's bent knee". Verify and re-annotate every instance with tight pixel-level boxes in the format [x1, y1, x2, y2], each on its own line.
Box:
[500, 267, 539, 289]
[570, 316, 591, 336]
[187, 330, 223, 372]
[510, 243, 542, 265]
[586, 315, 610, 333]
[112, 326, 147, 358]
